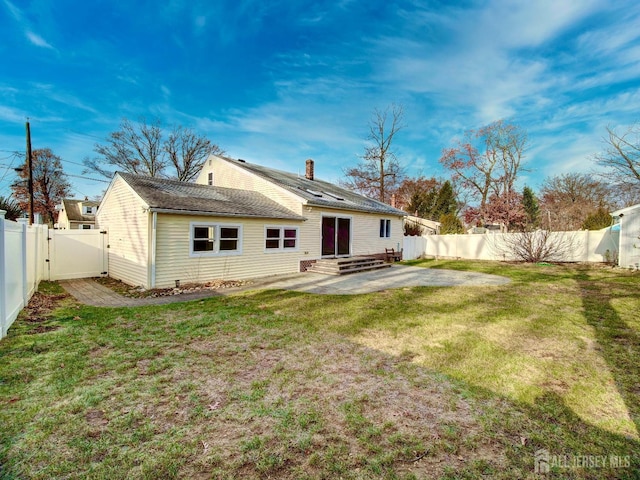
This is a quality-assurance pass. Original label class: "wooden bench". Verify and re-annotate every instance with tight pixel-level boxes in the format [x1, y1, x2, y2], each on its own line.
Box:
[385, 248, 402, 262]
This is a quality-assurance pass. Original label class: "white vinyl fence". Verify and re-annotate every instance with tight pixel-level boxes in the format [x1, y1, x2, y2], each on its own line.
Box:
[402, 235, 428, 261]
[0, 211, 48, 339]
[1, 210, 108, 339]
[403, 229, 620, 263]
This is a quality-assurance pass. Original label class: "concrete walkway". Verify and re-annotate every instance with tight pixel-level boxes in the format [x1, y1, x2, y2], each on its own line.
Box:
[60, 265, 510, 307]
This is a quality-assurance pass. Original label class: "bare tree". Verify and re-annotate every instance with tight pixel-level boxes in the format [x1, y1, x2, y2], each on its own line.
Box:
[165, 126, 224, 181]
[540, 173, 612, 230]
[465, 191, 527, 232]
[85, 118, 165, 178]
[85, 118, 223, 181]
[12, 148, 71, 224]
[342, 104, 405, 203]
[490, 230, 580, 263]
[440, 120, 527, 213]
[595, 124, 640, 195]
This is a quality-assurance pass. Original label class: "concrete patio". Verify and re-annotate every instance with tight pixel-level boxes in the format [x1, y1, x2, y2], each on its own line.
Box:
[60, 264, 510, 307]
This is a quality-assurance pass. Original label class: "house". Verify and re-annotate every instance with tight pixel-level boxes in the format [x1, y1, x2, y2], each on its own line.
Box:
[96, 157, 405, 288]
[405, 215, 440, 235]
[56, 198, 100, 229]
[610, 203, 640, 269]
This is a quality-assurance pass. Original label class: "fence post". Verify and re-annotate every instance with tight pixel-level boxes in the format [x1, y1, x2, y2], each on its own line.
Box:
[0, 210, 6, 338]
[17, 218, 28, 306]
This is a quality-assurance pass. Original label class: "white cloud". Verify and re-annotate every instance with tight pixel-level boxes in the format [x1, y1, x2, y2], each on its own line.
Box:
[2, 0, 22, 21]
[0, 105, 26, 123]
[3, 1, 56, 50]
[26, 30, 54, 49]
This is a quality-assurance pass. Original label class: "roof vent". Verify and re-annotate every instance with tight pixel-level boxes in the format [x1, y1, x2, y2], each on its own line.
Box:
[237, 159, 246, 163]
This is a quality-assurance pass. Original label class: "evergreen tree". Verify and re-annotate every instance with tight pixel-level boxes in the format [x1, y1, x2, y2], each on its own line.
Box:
[439, 213, 464, 234]
[581, 207, 612, 230]
[0, 196, 23, 221]
[522, 185, 540, 229]
[433, 181, 457, 218]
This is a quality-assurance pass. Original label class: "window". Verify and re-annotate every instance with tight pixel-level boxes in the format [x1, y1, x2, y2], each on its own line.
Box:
[80, 224, 93, 230]
[190, 223, 242, 256]
[380, 219, 391, 238]
[219, 227, 239, 250]
[193, 226, 215, 252]
[207, 172, 213, 186]
[83, 206, 95, 214]
[265, 226, 298, 251]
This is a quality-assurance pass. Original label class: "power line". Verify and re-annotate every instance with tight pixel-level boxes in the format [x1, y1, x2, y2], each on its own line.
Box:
[67, 129, 105, 141]
[59, 158, 88, 168]
[65, 173, 109, 183]
[0, 157, 18, 185]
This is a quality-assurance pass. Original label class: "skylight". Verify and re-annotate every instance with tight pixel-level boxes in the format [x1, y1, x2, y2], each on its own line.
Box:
[305, 189, 323, 197]
[322, 191, 344, 201]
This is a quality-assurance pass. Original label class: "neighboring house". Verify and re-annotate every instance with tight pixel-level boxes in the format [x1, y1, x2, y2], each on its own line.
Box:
[467, 224, 505, 234]
[56, 198, 100, 229]
[405, 215, 440, 235]
[96, 156, 405, 289]
[611, 203, 640, 269]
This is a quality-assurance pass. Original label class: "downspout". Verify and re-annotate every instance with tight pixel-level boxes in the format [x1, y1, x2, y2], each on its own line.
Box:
[150, 211, 157, 289]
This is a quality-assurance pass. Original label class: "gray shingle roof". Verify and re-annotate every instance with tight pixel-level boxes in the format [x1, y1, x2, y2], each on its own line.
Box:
[222, 157, 407, 216]
[118, 172, 305, 221]
[62, 199, 99, 222]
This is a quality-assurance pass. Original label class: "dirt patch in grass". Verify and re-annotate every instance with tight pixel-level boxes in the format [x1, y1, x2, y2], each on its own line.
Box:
[22, 291, 69, 323]
[17, 289, 70, 334]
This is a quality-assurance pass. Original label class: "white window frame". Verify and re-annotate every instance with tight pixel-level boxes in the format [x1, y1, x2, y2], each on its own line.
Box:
[207, 172, 214, 186]
[380, 219, 391, 238]
[264, 225, 299, 252]
[79, 224, 94, 230]
[189, 222, 243, 257]
[83, 206, 95, 214]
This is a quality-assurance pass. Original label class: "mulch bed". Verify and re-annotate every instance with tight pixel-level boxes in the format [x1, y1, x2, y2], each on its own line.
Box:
[96, 277, 253, 298]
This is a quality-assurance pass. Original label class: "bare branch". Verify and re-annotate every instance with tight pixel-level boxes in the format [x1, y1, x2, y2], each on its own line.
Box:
[489, 230, 581, 263]
[595, 124, 640, 198]
[342, 104, 405, 203]
[86, 118, 224, 181]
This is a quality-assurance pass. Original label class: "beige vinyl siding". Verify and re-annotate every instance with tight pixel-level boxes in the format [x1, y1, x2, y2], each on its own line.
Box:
[96, 177, 150, 288]
[351, 213, 404, 255]
[300, 207, 404, 257]
[154, 214, 306, 287]
[56, 209, 69, 229]
[196, 156, 303, 214]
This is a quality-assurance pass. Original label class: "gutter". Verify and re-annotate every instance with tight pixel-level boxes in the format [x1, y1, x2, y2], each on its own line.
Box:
[147, 207, 306, 221]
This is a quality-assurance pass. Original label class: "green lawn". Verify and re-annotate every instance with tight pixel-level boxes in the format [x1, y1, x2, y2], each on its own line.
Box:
[1, 260, 639, 479]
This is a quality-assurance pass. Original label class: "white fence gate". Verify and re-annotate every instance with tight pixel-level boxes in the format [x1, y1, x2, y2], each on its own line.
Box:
[1, 211, 109, 339]
[48, 229, 108, 281]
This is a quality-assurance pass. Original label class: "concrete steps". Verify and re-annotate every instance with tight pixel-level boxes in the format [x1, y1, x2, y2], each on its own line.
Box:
[307, 257, 391, 275]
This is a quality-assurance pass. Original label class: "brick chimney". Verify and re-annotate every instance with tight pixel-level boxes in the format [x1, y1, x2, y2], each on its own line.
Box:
[305, 159, 314, 181]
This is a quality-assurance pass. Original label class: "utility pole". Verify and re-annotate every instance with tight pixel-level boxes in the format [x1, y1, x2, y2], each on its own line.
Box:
[26, 120, 34, 224]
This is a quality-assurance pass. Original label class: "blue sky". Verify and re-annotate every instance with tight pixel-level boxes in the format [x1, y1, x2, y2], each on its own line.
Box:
[1, 0, 639, 201]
